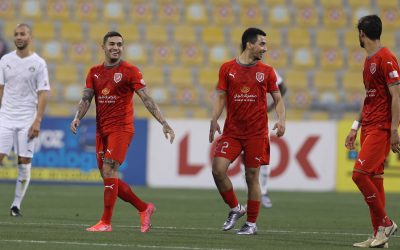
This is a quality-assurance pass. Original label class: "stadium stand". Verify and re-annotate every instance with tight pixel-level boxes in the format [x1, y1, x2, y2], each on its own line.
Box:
[0, 0, 398, 119]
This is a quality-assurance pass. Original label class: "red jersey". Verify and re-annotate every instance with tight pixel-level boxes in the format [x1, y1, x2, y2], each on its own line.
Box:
[217, 58, 279, 139]
[86, 61, 146, 134]
[362, 47, 400, 128]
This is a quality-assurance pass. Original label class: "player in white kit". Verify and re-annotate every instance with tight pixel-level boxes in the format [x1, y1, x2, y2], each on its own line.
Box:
[0, 23, 50, 216]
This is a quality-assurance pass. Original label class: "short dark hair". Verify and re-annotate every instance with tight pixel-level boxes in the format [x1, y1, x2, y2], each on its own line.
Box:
[103, 31, 123, 44]
[357, 14, 382, 40]
[241, 28, 266, 52]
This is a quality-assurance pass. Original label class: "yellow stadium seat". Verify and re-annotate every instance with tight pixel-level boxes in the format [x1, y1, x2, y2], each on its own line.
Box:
[173, 25, 197, 44]
[74, 0, 98, 22]
[351, 6, 373, 25]
[265, 46, 287, 70]
[157, 0, 181, 24]
[315, 30, 339, 48]
[124, 42, 148, 66]
[88, 23, 112, 42]
[292, 0, 319, 27]
[115, 24, 141, 42]
[175, 88, 200, 105]
[342, 71, 365, 107]
[287, 28, 312, 48]
[41, 41, 64, 63]
[380, 7, 400, 31]
[201, 26, 225, 45]
[130, 0, 154, 24]
[319, 47, 344, 70]
[292, 47, 316, 70]
[20, 0, 42, 20]
[68, 42, 93, 64]
[180, 43, 205, 66]
[185, 2, 208, 25]
[0, 0, 16, 20]
[59, 22, 84, 43]
[47, 0, 70, 21]
[169, 67, 194, 88]
[210, 0, 236, 25]
[284, 69, 312, 109]
[141, 66, 165, 86]
[161, 105, 188, 119]
[268, 4, 290, 27]
[33, 21, 56, 42]
[103, 0, 125, 22]
[147, 86, 172, 105]
[319, 0, 343, 7]
[347, 47, 365, 71]
[63, 83, 83, 103]
[229, 26, 246, 46]
[347, 0, 372, 9]
[54, 64, 80, 84]
[238, 2, 264, 26]
[134, 104, 153, 119]
[313, 70, 339, 105]
[198, 67, 218, 90]
[152, 44, 176, 65]
[381, 32, 397, 51]
[95, 45, 105, 63]
[344, 30, 360, 49]
[285, 109, 305, 120]
[321, 6, 347, 28]
[47, 102, 74, 117]
[188, 106, 210, 119]
[145, 25, 169, 44]
[208, 45, 230, 67]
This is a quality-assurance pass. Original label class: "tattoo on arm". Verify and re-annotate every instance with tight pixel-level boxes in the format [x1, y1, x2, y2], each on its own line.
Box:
[74, 88, 94, 120]
[138, 89, 166, 125]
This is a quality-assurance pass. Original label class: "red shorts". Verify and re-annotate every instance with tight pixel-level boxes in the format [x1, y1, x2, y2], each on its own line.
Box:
[354, 126, 390, 175]
[214, 136, 265, 168]
[96, 131, 133, 169]
[261, 135, 270, 165]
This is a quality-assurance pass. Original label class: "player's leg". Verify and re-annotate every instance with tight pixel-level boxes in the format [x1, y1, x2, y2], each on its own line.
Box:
[237, 138, 264, 235]
[9, 126, 35, 217]
[260, 137, 272, 208]
[213, 136, 245, 231]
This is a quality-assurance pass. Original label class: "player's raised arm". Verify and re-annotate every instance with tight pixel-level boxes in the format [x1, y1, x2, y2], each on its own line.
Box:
[271, 91, 285, 137]
[209, 90, 225, 143]
[136, 88, 175, 143]
[70, 88, 94, 134]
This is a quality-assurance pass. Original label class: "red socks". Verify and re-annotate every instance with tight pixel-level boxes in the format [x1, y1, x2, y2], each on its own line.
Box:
[118, 179, 147, 212]
[247, 200, 260, 223]
[352, 172, 391, 228]
[220, 188, 239, 209]
[101, 178, 119, 224]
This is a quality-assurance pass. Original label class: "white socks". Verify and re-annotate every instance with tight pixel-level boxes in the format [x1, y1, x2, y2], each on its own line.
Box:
[11, 163, 31, 209]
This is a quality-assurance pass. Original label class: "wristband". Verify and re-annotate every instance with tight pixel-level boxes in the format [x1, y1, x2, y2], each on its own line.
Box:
[351, 120, 360, 131]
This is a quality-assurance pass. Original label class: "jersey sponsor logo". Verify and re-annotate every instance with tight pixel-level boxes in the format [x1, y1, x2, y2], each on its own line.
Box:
[101, 88, 110, 95]
[114, 73, 122, 83]
[370, 63, 376, 74]
[28, 66, 35, 72]
[389, 70, 399, 78]
[256, 72, 264, 82]
[241, 86, 250, 93]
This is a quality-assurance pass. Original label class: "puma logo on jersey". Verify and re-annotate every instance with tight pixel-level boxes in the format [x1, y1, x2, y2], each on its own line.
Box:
[105, 184, 115, 189]
[94, 74, 100, 79]
[358, 158, 366, 165]
[229, 73, 236, 78]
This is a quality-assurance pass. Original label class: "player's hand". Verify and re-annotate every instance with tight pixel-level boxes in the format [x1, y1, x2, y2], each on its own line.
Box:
[163, 123, 175, 144]
[272, 122, 285, 137]
[209, 119, 221, 143]
[390, 129, 400, 153]
[70, 119, 80, 135]
[28, 119, 41, 140]
[345, 129, 358, 150]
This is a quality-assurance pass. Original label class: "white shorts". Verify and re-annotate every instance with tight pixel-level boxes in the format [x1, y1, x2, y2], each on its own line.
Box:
[0, 122, 37, 158]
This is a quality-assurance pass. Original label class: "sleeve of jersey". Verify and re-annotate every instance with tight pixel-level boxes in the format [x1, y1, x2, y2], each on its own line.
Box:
[85, 68, 94, 89]
[216, 64, 227, 91]
[131, 67, 146, 91]
[37, 61, 50, 91]
[0, 59, 4, 86]
[267, 68, 279, 93]
[382, 54, 400, 86]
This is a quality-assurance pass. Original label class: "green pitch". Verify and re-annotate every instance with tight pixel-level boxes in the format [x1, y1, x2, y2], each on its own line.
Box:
[0, 183, 399, 250]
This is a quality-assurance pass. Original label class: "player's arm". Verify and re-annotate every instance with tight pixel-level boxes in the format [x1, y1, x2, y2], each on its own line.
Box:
[0, 84, 3, 109]
[389, 82, 400, 153]
[136, 88, 175, 143]
[209, 90, 226, 143]
[345, 100, 364, 150]
[70, 88, 94, 134]
[267, 81, 287, 112]
[270, 91, 285, 137]
[28, 90, 49, 140]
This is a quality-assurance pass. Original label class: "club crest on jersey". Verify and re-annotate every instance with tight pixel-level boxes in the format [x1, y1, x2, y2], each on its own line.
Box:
[256, 72, 264, 82]
[370, 63, 376, 74]
[29, 66, 35, 72]
[114, 73, 122, 83]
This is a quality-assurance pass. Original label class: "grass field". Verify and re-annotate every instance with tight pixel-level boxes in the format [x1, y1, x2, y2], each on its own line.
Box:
[0, 183, 399, 250]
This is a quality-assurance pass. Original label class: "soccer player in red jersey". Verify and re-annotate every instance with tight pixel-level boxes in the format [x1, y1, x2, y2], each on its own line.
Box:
[345, 15, 400, 248]
[70, 31, 175, 233]
[209, 28, 286, 235]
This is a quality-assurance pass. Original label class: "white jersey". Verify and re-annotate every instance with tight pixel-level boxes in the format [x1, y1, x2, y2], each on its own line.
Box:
[0, 51, 50, 124]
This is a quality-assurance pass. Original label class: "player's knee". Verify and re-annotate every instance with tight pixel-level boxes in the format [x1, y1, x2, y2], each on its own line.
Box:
[18, 157, 32, 165]
[102, 158, 119, 178]
[352, 170, 366, 185]
[18, 163, 31, 180]
[245, 169, 258, 184]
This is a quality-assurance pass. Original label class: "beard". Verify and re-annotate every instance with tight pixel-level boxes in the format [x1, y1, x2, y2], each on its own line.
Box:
[359, 38, 365, 48]
[15, 41, 28, 50]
